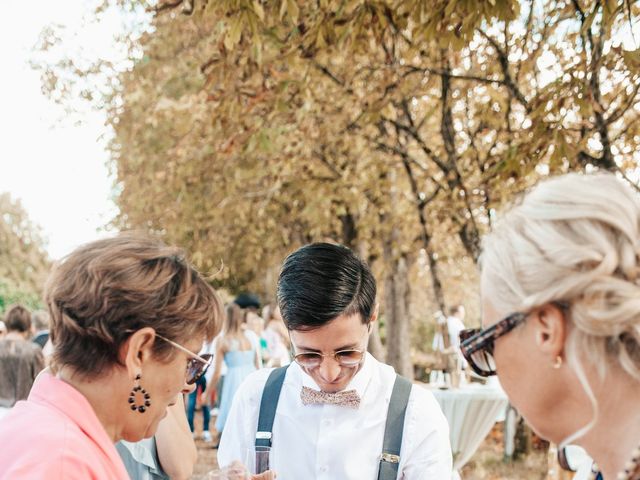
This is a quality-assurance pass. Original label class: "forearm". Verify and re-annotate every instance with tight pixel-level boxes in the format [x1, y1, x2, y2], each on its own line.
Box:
[155, 396, 197, 480]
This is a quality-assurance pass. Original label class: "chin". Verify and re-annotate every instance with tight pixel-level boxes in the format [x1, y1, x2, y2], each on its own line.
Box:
[320, 384, 345, 393]
[316, 377, 350, 393]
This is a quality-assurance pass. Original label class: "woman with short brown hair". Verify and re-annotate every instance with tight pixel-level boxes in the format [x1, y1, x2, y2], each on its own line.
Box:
[0, 232, 223, 479]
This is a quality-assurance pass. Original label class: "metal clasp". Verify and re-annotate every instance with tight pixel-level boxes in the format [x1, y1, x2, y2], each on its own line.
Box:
[380, 453, 400, 464]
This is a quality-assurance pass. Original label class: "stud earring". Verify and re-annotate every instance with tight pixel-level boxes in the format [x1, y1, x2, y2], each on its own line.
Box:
[128, 373, 151, 413]
[552, 355, 563, 369]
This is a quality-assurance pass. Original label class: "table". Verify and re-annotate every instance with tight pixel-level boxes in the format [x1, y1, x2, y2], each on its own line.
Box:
[421, 383, 509, 475]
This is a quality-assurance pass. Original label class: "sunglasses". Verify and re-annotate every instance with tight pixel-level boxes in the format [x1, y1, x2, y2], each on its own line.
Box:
[459, 312, 527, 377]
[155, 334, 213, 385]
[459, 301, 569, 377]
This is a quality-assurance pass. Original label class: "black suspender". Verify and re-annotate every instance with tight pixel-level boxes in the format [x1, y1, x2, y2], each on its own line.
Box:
[377, 375, 412, 480]
[255, 366, 413, 480]
[255, 366, 289, 448]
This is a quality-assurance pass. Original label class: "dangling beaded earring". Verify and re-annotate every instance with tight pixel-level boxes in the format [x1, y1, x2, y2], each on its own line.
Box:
[128, 373, 151, 413]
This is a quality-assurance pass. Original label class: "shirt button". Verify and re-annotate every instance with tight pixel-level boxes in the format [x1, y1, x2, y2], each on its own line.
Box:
[320, 466, 328, 473]
[322, 419, 333, 426]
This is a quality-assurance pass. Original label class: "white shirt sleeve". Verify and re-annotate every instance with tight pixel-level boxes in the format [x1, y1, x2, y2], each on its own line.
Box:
[400, 386, 453, 479]
[217, 369, 271, 468]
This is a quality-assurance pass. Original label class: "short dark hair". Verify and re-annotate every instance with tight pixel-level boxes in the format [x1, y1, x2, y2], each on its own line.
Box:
[233, 293, 261, 311]
[277, 243, 376, 330]
[448, 305, 463, 316]
[4, 305, 32, 333]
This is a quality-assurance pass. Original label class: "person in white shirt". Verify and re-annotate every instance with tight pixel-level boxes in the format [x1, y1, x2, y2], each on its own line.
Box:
[218, 243, 452, 479]
[446, 305, 466, 351]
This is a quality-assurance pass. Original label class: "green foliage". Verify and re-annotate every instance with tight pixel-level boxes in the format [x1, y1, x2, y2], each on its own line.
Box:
[33, 0, 640, 358]
[0, 280, 43, 315]
[0, 194, 50, 314]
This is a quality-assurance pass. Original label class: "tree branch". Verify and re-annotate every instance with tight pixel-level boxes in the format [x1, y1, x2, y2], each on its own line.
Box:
[402, 65, 509, 87]
[577, 0, 615, 170]
[605, 80, 640, 125]
[477, 29, 531, 112]
[151, 0, 184, 13]
[383, 117, 449, 172]
[313, 62, 354, 94]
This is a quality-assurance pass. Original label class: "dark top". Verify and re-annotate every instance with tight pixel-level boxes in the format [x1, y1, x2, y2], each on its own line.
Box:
[0, 337, 45, 407]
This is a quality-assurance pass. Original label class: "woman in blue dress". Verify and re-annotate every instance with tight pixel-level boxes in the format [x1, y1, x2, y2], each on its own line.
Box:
[209, 303, 260, 437]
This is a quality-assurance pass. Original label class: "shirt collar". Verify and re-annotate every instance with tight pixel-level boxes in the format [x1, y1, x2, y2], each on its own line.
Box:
[29, 372, 128, 475]
[294, 351, 376, 399]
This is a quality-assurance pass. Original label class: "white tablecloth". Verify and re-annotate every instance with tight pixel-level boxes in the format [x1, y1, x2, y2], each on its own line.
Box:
[423, 383, 509, 472]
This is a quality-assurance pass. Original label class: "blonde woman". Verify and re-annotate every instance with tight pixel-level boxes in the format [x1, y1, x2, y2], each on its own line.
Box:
[460, 173, 640, 480]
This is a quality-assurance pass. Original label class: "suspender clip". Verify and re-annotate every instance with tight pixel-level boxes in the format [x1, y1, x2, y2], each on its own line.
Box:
[256, 431, 272, 440]
[380, 453, 400, 464]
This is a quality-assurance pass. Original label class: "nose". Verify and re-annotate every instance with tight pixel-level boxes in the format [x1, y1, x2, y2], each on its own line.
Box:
[317, 357, 342, 383]
[182, 381, 196, 395]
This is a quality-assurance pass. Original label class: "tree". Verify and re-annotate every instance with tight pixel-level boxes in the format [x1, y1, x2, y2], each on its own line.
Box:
[0, 194, 51, 312]
[35, 0, 640, 376]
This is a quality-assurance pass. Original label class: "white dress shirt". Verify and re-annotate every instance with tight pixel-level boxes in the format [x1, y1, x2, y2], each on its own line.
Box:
[217, 353, 452, 479]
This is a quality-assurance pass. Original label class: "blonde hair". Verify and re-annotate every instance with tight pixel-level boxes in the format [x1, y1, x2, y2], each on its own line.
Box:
[481, 172, 640, 442]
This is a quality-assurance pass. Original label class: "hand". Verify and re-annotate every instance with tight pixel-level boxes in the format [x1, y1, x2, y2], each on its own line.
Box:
[200, 388, 212, 406]
[221, 461, 277, 480]
[251, 471, 277, 480]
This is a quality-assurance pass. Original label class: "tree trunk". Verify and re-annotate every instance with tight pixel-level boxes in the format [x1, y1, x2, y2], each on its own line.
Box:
[355, 240, 386, 362]
[339, 209, 357, 249]
[382, 235, 413, 379]
[367, 321, 386, 362]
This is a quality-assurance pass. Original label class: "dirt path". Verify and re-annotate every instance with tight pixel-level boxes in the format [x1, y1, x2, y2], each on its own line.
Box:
[190, 409, 219, 479]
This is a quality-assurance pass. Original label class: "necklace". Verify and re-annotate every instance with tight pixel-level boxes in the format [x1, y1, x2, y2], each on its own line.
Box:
[589, 444, 640, 480]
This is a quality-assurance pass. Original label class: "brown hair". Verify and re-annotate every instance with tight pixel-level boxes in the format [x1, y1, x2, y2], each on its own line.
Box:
[4, 305, 32, 333]
[223, 303, 244, 335]
[45, 232, 223, 377]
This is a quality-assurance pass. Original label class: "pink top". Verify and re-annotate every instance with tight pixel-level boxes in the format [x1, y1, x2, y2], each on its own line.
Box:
[0, 372, 129, 479]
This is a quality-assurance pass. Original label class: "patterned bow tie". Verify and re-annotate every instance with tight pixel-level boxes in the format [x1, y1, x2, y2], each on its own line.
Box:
[300, 386, 361, 409]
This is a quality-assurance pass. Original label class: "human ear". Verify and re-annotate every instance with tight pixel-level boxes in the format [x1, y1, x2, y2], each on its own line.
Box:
[121, 327, 157, 380]
[531, 303, 567, 360]
[368, 303, 380, 327]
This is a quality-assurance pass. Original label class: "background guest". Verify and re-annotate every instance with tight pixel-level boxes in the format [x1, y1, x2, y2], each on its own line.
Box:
[30, 309, 50, 349]
[261, 304, 290, 368]
[0, 304, 44, 419]
[117, 395, 196, 480]
[186, 339, 215, 442]
[206, 302, 259, 442]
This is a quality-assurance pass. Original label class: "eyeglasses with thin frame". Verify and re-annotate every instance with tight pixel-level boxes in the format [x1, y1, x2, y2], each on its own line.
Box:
[291, 325, 370, 369]
[459, 301, 569, 377]
[125, 330, 212, 385]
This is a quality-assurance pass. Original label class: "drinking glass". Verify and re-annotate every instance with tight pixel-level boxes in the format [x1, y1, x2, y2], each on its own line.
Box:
[245, 445, 272, 474]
